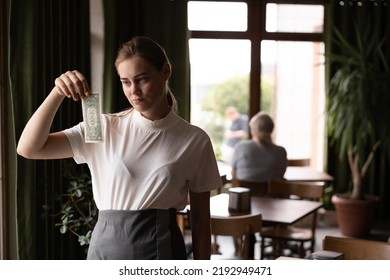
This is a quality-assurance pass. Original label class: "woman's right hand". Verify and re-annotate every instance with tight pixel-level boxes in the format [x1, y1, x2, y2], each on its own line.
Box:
[53, 70, 91, 101]
[17, 70, 90, 159]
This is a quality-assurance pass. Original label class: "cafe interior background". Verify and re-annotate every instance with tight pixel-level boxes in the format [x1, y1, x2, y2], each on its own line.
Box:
[1, 0, 390, 259]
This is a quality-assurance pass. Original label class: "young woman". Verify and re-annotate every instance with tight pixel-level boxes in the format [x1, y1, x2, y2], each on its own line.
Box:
[17, 36, 222, 260]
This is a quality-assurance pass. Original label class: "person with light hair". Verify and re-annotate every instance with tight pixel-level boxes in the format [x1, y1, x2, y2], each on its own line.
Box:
[231, 111, 287, 182]
[17, 36, 221, 260]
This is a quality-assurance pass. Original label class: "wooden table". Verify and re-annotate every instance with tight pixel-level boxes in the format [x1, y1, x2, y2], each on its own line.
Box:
[284, 166, 333, 182]
[210, 193, 323, 226]
[217, 161, 334, 183]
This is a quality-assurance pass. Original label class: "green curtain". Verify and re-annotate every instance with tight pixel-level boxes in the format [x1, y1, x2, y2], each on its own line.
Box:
[8, 0, 91, 259]
[325, 2, 390, 220]
[102, 0, 190, 120]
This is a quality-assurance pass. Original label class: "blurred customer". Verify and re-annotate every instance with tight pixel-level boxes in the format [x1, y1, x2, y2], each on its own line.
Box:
[231, 112, 287, 182]
[221, 106, 248, 164]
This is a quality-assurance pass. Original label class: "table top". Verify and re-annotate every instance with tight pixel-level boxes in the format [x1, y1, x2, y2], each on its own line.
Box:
[284, 166, 334, 182]
[210, 193, 323, 226]
[217, 161, 333, 182]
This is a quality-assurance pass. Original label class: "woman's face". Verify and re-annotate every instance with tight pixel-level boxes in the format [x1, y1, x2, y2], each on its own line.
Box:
[117, 56, 171, 120]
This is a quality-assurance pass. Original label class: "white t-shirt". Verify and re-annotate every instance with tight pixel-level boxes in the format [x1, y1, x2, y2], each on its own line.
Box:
[64, 109, 222, 211]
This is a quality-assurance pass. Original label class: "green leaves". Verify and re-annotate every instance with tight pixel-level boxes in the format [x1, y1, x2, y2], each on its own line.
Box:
[327, 18, 390, 160]
[78, 231, 92, 246]
[48, 163, 97, 247]
[326, 15, 390, 198]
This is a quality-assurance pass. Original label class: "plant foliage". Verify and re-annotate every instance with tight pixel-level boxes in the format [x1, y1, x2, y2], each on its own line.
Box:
[326, 18, 390, 199]
[44, 163, 97, 247]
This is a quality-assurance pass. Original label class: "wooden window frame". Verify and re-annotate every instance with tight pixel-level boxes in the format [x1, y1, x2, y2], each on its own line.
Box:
[189, 0, 325, 118]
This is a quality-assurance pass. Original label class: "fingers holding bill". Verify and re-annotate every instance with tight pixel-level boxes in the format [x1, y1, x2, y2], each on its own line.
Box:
[54, 70, 91, 101]
[73, 70, 91, 98]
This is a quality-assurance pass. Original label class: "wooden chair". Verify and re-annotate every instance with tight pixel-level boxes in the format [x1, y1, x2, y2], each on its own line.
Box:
[322, 235, 390, 260]
[216, 174, 232, 194]
[231, 177, 269, 196]
[288, 158, 310, 167]
[180, 175, 226, 236]
[211, 213, 262, 260]
[260, 179, 324, 259]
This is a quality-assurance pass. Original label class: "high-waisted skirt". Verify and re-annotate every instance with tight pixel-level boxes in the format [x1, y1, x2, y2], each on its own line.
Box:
[87, 208, 187, 260]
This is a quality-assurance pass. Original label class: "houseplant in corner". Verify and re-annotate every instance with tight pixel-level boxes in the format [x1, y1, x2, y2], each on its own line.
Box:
[326, 19, 390, 237]
[43, 160, 97, 256]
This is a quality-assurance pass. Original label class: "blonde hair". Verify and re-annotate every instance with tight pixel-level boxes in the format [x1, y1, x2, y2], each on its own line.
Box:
[114, 36, 178, 113]
[249, 112, 274, 145]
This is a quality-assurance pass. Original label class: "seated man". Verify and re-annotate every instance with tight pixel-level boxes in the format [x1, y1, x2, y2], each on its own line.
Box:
[231, 112, 287, 182]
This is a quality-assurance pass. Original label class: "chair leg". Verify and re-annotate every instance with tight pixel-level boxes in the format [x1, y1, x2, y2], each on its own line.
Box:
[310, 237, 315, 253]
[260, 238, 265, 260]
[212, 235, 218, 254]
[260, 238, 264, 259]
[299, 242, 305, 258]
[273, 239, 282, 259]
[249, 234, 256, 259]
[235, 237, 242, 258]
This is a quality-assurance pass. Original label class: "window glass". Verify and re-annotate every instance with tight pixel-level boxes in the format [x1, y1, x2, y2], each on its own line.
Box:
[188, 1, 247, 31]
[188, 1, 325, 170]
[189, 39, 250, 160]
[261, 40, 325, 168]
[266, 4, 324, 33]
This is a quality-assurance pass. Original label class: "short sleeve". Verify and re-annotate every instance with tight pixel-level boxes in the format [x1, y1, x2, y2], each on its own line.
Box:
[63, 123, 87, 164]
[189, 135, 222, 193]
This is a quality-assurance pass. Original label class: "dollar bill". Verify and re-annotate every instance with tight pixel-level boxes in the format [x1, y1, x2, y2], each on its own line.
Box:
[81, 92, 103, 143]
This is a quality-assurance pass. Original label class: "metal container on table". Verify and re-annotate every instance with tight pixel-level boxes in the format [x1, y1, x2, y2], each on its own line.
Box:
[228, 187, 250, 212]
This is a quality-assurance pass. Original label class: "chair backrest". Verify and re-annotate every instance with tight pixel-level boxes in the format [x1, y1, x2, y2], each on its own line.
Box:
[288, 158, 310, 167]
[268, 179, 324, 231]
[267, 179, 324, 200]
[322, 235, 390, 260]
[220, 175, 228, 186]
[215, 175, 229, 194]
[231, 177, 268, 196]
[211, 213, 262, 259]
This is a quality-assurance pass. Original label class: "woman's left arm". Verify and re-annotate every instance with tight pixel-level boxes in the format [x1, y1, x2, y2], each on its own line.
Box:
[189, 190, 211, 260]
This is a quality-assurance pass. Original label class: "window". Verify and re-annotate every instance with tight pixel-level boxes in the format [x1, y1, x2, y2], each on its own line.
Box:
[188, 0, 326, 169]
[262, 40, 325, 164]
[266, 3, 324, 33]
[188, 1, 247, 31]
[189, 39, 250, 158]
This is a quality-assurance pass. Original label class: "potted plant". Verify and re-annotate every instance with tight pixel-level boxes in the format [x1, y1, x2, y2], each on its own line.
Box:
[43, 161, 97, 255]
[326, 19, 390, 236]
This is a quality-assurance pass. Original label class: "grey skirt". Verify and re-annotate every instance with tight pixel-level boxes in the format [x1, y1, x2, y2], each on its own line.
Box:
[87, 208, 187, 260]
